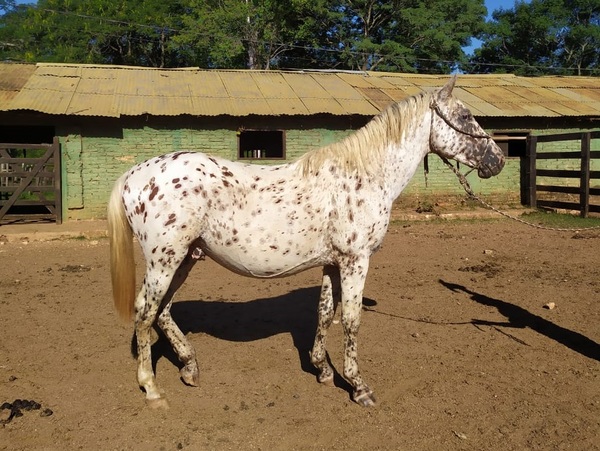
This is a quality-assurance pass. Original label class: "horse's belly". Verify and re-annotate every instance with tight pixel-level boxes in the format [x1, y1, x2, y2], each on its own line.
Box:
[200, 242, 324, 278]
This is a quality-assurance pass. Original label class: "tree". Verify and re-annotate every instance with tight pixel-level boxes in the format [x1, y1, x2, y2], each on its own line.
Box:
[0, 0, 488, 73]
[558, 0, 600, 75]
[0, 0, 191, 67]
[332, 0, 487, 73]
[174, 0, 338, 69]
[468, 0, 599, 75]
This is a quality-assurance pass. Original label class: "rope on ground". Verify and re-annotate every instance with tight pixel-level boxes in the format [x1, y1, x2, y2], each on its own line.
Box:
[441, 158, 600, 232]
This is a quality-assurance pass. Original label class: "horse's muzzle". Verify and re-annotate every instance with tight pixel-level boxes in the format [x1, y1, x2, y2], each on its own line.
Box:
[477, 142, 505, 179]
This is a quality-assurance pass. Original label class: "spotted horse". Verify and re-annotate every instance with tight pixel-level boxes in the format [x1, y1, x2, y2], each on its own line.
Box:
[108, 76, 505, 408]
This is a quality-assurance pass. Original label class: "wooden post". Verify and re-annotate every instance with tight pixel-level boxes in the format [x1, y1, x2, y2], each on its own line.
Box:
[53, 136, 63, 224]
[580, 132, 590, 218]
[525, 135, 537, 208]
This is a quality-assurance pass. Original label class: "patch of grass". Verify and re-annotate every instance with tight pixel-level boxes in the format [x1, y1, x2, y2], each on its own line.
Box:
[520, 210, 600, 228]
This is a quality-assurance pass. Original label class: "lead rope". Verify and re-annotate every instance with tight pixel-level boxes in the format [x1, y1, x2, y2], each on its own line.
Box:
[440, 157, 600, 232]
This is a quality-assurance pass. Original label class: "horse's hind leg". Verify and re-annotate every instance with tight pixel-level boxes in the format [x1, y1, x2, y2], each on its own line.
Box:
[311, 265, 341, 386]
[134, 281, 168, 408]
[156, 255, 199, 387]
[135, 256, 193, 408]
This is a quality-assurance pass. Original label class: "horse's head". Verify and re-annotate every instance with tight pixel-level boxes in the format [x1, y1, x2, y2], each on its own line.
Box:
[428, 76, 505, 179]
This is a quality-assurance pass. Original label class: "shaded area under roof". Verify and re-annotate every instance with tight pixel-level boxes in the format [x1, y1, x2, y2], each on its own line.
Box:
[1, 63, 599, 119]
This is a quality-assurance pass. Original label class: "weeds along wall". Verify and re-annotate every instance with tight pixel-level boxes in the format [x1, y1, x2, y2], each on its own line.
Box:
[55, 115, 597, 221]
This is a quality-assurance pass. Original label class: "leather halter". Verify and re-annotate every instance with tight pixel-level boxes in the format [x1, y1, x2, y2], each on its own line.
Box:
[426, 98, 491, 180]
[429, 98, 491, 142]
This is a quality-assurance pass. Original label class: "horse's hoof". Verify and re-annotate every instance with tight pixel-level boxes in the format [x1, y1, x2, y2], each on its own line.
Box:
[317, 373, 334, 386]
[146, 397, 170, 409]
[353, 389, 377, 407]
[180, 364, 199, 387]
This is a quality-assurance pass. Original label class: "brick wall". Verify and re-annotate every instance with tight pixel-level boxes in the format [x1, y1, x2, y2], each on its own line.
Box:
[57, 117, 598, 220]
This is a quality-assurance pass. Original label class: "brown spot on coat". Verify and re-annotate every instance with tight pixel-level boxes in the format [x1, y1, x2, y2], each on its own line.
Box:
[164, 213, 176, 226]
[149, 186, 159, 201]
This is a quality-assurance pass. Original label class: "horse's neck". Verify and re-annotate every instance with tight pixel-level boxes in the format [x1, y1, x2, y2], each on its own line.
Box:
[381, 108, 432, 202]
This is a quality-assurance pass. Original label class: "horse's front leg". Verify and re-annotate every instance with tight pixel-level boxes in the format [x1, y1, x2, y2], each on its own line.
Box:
[340, 257, 376, 407]
[311, 265, 341, 385]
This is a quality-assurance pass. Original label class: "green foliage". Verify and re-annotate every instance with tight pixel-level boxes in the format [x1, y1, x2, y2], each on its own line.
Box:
[468, 0, 599, 75]
[0, 0, 487, 72]
[0, 0, 597, 74]
[0, 0, 191, 66]
[312, 0, 486, 72]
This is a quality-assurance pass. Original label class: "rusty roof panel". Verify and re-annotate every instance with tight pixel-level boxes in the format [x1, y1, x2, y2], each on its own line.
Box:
[36, 63, 81, 77]
[341, 98, 380, 115]
[282, 73, 331, 98]
[188, 71, 229, 98]
[0, 63, 37, 95]
[336, 72, 375, 89]
[116, 69, 158, 96]
[226, 97, 273, 115]
[252, 72, 298, 99]
[265, 98, 310, 115]
[76, 77, 117, 96]
[219, 71, 263, 99]
[357, 87, 395, 110]
[542, 102, 587, 116]
[0, 92, 14, 104]
[301, 98, 346, 115]
[1, 63, 599, 118]
[189, 97, 237, 116]
[557, 101, 600, 115]
[312, 73, 363, 100]
[10, 88, 74, 114]
[377, 89, 410, 102]
[375, 76, 419, 89]
[362, 76, 401, 90]
[116, 94, 196, 116]
[575, 88, 600, 102]
[468, 86, 530, 104]
[552, 87, 596, 102]
[511, 86, 573, 103]
[66, 93, 116, 116]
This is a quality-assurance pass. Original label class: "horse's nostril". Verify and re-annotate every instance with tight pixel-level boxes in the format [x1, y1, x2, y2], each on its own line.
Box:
[477, 165, 493, 179]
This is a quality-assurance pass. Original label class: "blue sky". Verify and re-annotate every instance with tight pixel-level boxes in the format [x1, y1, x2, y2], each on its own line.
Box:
[464, 0, 525, 54]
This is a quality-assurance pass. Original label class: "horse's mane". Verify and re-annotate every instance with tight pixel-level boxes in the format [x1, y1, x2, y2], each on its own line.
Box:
[296, 91, 432, 177]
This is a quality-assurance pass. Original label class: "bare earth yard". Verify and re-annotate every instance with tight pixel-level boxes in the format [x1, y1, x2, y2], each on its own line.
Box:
[0, 219, 598, 450]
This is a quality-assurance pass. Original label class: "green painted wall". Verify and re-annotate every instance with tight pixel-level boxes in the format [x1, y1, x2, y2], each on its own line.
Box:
[15, 114, 595, 221]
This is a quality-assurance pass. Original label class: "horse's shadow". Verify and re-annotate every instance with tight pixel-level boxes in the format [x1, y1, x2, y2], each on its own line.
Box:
[439, 279, 600, 362]
[146, 286, 353, 395]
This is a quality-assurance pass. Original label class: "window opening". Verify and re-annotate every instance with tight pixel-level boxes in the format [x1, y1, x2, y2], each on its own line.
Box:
[492, 131, 529, 158]
[238, 129, 285, 160]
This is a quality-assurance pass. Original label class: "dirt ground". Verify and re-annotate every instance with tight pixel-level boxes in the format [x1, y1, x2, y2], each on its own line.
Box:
[0, 218, 598, 450]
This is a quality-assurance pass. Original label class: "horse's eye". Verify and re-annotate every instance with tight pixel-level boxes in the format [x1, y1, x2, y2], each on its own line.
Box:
[462, 113, 470, 120]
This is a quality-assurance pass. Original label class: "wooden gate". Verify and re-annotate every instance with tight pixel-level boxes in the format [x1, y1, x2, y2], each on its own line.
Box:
[525, 131, 600, 217]
[0, 137, 62, 224]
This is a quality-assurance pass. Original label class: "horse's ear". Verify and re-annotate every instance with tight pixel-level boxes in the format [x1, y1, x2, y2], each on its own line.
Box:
[437, 75, 457, 101]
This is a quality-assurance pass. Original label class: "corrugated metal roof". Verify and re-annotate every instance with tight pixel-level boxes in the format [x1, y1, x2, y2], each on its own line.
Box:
[0, 62, 599, 118]
[0, 63, 37, 102]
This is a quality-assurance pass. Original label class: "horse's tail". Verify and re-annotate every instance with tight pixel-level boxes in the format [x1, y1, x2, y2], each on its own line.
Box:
[107, 175, 136, 321]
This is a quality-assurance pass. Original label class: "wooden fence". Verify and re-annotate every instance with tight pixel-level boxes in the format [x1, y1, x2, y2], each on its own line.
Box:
[525, 131, 600, 217]
[0, 138, 62, 224]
